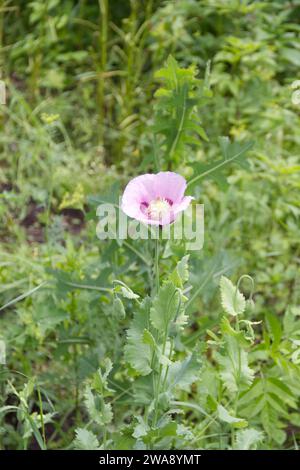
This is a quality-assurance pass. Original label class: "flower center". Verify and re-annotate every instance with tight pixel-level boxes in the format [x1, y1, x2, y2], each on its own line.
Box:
[147, 197, 171, 221]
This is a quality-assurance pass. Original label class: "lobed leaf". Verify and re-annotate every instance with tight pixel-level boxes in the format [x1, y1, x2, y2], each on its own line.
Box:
[220, 276, 246, 317]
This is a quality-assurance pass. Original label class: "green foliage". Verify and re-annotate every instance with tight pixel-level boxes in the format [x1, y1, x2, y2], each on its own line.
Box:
[166, 352, 200, 392]
[188, 138, 254, 190]
[124, 298, 152, 376]
[216, 336, 254, 394]
[234, 428, 264, 450]
[153, 55, 211, 168]
[217, 404, 247, 429]
[239, 377, 297, 444]
[220, 276, 246, 317]
[150, 281, 181, 332]
[1, 0, 300, 452]
[169, 255, 190, 288]
[0, 379, 53, 450]
[121, 257, 201, 448]
[74, 428, 100, 450]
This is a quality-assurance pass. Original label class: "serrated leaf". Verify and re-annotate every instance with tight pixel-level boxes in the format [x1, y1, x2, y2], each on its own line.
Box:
[220, 317, 250, 347]
[92, 359, 114, 395]
[119, 285, 140, 300]
[220, 276, 246, 316]
[142, 329, 156, 350]
[74, 428, 100, 450]
[217, 336, 254, 394]
[167, 352, 200, 391]
[217, 404, 248, 428]
[84, 387, 112, 426]
[146, 417, 178, 444]
[150, 281, 180, 332]
[124, 298, 152, 375]
[133, 416, 149, 439]
[235, 428, 264, 450]
[169, 255, 190, 288]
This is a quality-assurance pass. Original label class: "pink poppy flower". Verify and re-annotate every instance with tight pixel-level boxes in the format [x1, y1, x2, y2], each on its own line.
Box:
[121, 172, 193, 225]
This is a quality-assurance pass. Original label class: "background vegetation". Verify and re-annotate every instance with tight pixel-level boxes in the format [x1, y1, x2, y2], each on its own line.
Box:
[0, 0, 299, 450]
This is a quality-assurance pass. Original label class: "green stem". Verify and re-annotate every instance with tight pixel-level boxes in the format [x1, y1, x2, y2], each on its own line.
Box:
[231, 316, 241, 449]
[37, 384, 46, 449]
[187, 143, 253, 189]
[152, 287, 179, 429]
[168, 86, 187, 167]
[154, 237, 160, 296]
[162, 337, 173, 390]
[152, 235, 161, 431]
[74, 344, 79, 423]
[97, 0, 108, 145]
[70, 292, 80, 423]
[153, 324, 168, 428]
